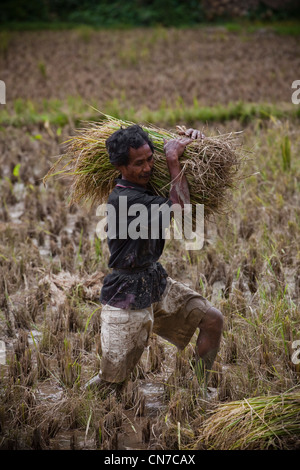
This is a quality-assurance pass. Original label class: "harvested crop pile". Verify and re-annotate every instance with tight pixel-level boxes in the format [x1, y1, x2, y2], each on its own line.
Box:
[196, 391, 300, 450]
[43, 113, 246, 218]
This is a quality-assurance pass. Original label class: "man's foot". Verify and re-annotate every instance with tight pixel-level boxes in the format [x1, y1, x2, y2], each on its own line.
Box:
[84, 374, 126, 395]
[84, 374, 108, 391]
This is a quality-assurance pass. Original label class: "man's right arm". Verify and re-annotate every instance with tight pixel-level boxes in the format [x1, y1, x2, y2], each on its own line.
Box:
[163, 137, 191, 208]
[164, 128, 204, 208]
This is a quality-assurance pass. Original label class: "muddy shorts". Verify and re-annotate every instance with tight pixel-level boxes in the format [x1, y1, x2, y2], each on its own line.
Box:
[99, 277, 213, 383]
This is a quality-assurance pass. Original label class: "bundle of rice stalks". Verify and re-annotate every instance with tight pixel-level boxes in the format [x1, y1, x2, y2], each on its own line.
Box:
[43, 113, 246, 218]
[196, 391, 300, 450]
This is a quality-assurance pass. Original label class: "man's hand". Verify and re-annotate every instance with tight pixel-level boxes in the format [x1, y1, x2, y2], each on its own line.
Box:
[176, 125, 205, 140]
[164, 127, 204, 160]
[163, 137, 192, 161]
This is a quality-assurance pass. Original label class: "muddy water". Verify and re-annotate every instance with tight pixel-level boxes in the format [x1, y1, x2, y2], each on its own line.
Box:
[139, 382, 165, 416]
[34, 375, 167, 450]
[111, 380, 166, 450]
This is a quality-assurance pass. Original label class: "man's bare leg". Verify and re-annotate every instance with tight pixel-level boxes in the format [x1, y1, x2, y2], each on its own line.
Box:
[194, 306, 223, 392]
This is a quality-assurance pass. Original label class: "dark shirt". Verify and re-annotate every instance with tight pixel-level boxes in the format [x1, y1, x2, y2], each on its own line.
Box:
[100, 178, 173, 309]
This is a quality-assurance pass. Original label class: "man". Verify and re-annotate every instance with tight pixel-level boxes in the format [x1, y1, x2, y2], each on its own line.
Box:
[85, 124, 223, 394]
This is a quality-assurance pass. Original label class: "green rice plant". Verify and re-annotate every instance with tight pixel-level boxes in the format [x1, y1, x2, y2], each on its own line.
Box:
[93, 235, 102, 261]
[84, 304, 101, 335]
[12, 163, 21, 182]
[58, 338, 82, 389]
[1, 98, 298, 128]
[196, 390, 300, 450]
[37, 61, 47, 78]
[281, 135, 291, 171]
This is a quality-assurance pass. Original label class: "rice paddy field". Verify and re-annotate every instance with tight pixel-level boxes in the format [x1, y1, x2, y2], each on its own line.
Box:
[0, 24, 300, 451]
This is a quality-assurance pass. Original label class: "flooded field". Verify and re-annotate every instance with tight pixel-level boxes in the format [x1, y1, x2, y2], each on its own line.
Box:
[0, 27, 300, 450]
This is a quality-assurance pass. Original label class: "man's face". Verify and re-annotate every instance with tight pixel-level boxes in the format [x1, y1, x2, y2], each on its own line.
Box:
[118, 143, 154, 187]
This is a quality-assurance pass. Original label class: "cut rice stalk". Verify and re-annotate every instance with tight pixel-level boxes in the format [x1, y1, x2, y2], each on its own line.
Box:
[43, 113, 247, 218]
[195, 391, 300, 450]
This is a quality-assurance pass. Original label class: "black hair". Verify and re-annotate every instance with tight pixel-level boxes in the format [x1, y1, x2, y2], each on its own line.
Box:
[105, 124, 154, 167]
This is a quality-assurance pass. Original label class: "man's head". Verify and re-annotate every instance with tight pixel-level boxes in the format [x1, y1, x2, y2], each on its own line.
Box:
[106, 125, 155, 187]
